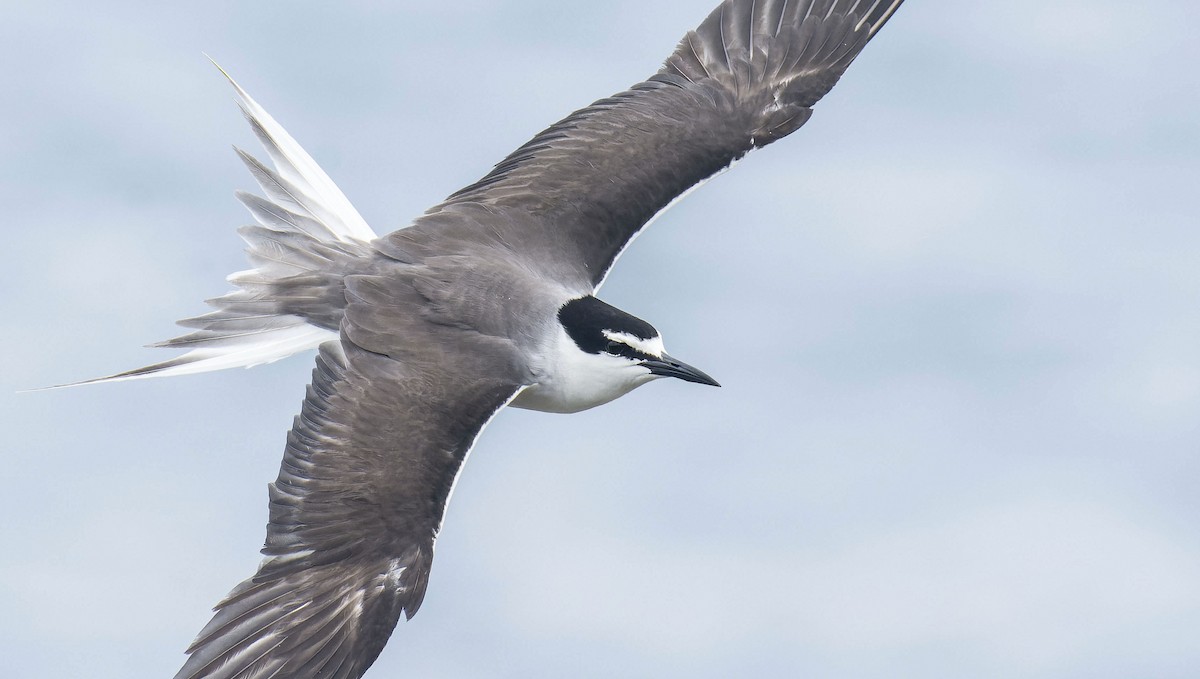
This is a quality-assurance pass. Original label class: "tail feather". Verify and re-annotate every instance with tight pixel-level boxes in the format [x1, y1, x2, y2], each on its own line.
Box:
[52, 325, 336, 388]
[152, 313, 320, 349]
[235, 191, 331, 244]
[50, 60, 378, 389]
[214, 57, 376, 244]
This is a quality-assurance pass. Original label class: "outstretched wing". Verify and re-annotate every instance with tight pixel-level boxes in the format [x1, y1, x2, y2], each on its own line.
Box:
[382, 0, 904, 291]
[174, 274, 527, 679]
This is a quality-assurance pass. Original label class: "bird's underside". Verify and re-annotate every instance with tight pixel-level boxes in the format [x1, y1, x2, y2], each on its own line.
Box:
[79, 2, 908, 677]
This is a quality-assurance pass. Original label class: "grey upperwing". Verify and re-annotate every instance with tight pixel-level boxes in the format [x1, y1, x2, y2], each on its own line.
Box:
[382, 0, 905, 291]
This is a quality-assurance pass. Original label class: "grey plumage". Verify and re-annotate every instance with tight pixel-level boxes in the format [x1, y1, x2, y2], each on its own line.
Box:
[99, 1, 907, 677]
[176, 337, 524, 678]
[392, 0, 902, 291]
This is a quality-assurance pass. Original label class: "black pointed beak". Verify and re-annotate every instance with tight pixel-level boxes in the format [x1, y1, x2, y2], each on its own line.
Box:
[642, 353, 720, 387]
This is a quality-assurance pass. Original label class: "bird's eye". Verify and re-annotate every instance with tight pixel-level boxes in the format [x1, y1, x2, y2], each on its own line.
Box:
[604, 340, 623, 356]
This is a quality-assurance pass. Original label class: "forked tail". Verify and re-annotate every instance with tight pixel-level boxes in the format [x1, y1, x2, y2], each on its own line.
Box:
[57, 61, 377, 387]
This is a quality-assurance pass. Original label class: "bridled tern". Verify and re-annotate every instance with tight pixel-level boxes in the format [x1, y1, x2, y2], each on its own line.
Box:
[70, 1, 905, 677]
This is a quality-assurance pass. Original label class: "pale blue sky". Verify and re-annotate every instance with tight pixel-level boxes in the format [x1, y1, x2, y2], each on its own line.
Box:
[4, 2, 1200, 677]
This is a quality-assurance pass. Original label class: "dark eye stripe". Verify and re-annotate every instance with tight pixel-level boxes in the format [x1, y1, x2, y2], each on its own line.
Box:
[605, 340, 637, 358]
[604, 339, 654, 361]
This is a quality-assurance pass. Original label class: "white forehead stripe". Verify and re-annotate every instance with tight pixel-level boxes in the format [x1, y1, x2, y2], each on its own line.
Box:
[602, 330, 665, 357]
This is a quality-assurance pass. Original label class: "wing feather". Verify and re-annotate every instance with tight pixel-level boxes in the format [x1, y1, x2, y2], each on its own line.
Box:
[383, 0, 904, 290]
[174, 310, 527, 678]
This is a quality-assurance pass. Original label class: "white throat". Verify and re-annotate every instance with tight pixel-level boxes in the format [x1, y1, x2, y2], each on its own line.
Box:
[509, 325, 658, 414]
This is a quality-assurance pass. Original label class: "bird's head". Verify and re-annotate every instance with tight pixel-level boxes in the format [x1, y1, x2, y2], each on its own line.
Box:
[559, 295, 720, 388]
[513, 295, 718, 413]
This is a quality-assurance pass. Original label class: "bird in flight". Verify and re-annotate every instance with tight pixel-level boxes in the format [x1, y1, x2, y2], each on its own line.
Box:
[72, 1, 905, 676]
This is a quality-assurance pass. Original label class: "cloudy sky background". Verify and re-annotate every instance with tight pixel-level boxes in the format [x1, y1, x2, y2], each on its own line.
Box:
[4, 1, 1199, 677]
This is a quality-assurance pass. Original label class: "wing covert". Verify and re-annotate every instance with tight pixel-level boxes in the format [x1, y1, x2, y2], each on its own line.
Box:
[381, 0, 904, 290]
[174, 295, 527, 679]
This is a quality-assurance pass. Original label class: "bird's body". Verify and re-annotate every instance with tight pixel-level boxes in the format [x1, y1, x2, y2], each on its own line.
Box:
[69, 1, 906, 677]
